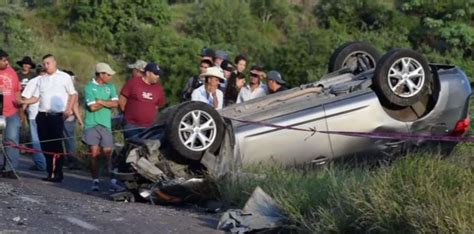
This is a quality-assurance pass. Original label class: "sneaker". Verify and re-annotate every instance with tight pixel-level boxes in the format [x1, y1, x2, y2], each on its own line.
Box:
[91, 180, 99, 191]
[109, 181, 125, 192]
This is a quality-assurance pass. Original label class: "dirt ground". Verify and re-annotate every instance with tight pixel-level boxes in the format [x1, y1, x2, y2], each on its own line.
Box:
[0, 156, 222, 233]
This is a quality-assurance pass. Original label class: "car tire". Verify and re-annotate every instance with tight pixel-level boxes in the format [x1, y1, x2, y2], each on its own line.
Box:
[328, 41, 381, 74]
[164, 101, 224, 162]
[373, 49, 433, 107]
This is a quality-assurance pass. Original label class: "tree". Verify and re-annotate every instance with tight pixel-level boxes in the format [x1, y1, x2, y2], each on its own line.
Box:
[0, 6, 36, 59]
[399, 0, 474, 58]
[68, 0, 171, 54]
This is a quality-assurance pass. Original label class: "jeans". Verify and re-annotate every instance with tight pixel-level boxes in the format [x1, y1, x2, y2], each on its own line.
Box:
[29, 119, 46, 171]
[123, 123, 146, 140]
[2, 113, 21, 171]
[63, 119, 78, 167]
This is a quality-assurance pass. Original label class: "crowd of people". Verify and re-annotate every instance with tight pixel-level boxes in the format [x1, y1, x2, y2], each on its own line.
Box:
[0, 47, 287, 191]
[182, 48, 287, 109]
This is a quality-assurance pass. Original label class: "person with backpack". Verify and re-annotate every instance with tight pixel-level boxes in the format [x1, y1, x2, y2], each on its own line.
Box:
[181, 59, 213, 102]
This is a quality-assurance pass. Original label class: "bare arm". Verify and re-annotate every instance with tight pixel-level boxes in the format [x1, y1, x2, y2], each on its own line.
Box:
[18, 96, 39, 105]
[64, 94, 77, 117]
[88, 103, 103, 112]
[89, 100, 118, 112]
[72, 102, 84, 127]
[118, 94, 127, 112]
[97, 99, 118, 108]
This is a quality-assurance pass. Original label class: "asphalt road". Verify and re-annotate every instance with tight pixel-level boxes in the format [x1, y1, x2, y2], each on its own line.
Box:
[0, 156, 222, 233]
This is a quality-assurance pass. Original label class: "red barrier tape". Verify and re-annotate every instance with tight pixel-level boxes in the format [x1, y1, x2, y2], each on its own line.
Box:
[2, 141, 93, 178]
[225, 117, 474, 143]
[3, 141, 92, 157]
[4, 117, 472, 161]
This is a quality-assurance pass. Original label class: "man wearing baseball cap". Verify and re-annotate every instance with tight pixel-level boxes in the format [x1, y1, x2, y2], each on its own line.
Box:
[127, 59, 146, 80]
[220, 59, 235, 79]
[200, 48, 215, 62]
[83, 62, 123, 191]
[266, 70, 288, 94]
[119, 62, 166, 139]
[191, 66, 226, 110]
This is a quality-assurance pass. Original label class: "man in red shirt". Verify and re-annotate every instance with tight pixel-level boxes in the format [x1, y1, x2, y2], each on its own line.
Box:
[0, 49, 21, 179]
[119, 62, 166, 139]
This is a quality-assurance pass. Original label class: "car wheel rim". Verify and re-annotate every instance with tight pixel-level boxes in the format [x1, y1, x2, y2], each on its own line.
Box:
[387, 57, 425, 98]
[178, 110, 217, 152]
[342, 51, 376, 72]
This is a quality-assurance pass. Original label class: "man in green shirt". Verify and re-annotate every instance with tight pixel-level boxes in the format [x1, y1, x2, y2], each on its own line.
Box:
[82, 63, 122, 192]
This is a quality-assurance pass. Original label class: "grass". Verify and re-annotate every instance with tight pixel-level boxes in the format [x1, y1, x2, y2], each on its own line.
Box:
[211, 150, 474, 233]
[20, 8, 128, 91]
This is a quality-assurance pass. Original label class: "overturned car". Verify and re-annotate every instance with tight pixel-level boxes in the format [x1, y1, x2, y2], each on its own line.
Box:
[113, 42, 471, 203]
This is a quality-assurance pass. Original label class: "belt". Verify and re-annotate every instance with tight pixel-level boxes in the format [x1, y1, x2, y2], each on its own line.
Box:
[38, 111, 63, 116]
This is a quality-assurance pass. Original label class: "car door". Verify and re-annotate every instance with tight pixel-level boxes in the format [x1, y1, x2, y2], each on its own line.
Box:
[323, 90, 410, 159]
[233, 98, 333, 166]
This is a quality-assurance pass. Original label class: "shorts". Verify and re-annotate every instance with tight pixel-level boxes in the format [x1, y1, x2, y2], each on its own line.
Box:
[82, 125, 114, 149]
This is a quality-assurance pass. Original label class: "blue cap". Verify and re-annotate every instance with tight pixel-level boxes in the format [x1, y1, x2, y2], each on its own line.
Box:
[267, 70, 285, 84]
[145, 62, 163, 76]
[215, 50, 228, 60]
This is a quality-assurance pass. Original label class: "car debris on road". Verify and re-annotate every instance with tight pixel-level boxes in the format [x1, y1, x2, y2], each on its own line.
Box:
[217, 186, 287, 233]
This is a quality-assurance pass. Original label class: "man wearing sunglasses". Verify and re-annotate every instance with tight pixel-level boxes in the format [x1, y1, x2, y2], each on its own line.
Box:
[236, 65, 268, 103]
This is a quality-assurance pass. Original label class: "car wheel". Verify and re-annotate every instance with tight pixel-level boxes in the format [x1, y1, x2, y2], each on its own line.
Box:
[165, 101, 224, 162]
[373, 49, 433, 107]
[328, 41, 381, 74]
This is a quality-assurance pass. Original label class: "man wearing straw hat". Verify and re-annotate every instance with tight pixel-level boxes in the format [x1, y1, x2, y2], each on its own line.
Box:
[191, 66, 226, 110]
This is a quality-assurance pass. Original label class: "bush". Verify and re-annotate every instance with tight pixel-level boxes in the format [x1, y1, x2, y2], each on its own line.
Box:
[121, 25, 205, 103]
[68, 0, 171, 54]
[184, 0, 279, 65]
[0, 6, 37, 59]
[400, 0, 474, 59]
[315, 0, 398, 31]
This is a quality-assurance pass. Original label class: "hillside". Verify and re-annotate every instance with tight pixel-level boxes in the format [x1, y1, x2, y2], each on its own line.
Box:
[0, 0, 472, 103]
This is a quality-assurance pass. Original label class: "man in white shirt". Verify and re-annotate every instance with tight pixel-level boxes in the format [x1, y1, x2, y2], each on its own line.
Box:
[21, 64, 47, 171]
[19, 54, 78, 182]
[191, 66, 225, 110]
[236, 65, 268, 103]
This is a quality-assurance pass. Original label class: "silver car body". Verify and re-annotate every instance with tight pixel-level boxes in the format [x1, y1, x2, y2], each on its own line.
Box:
[218, 65, 471, 166]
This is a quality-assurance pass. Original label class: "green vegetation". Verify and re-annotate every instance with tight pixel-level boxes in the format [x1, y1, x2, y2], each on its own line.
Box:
[1, 0, 472, 103]
[213, 152, 474, 232]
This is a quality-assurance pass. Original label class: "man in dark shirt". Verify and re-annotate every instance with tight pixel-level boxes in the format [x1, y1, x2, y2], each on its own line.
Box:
[181, 59, 213, 101]
[119, 62, 166, 139]
[266, 70, 288, 94]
